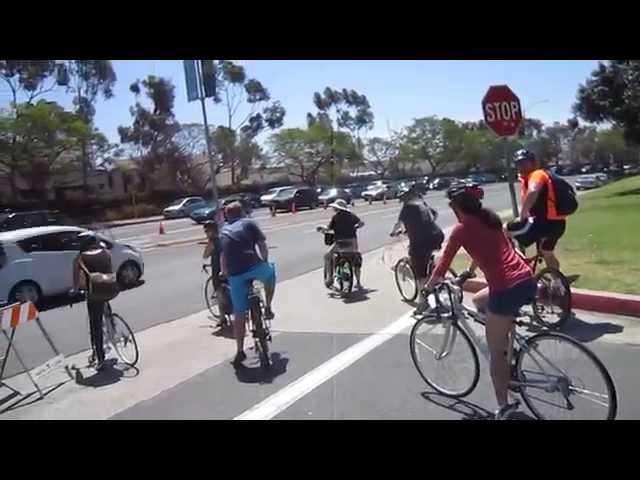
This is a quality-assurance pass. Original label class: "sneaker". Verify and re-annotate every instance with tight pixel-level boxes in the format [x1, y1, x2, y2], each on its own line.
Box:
[264, 308, 275, 321]
[95, 360, 107, 372]
[233, 351, 247, 367]
[494, 401, 520, 420]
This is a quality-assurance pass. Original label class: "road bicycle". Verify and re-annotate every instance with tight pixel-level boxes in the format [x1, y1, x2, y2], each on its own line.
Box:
[409, 275, 617, 420]
[386, 232, 458, 303]
[203, 265, 272, 370]
[317, 227, 362, 297]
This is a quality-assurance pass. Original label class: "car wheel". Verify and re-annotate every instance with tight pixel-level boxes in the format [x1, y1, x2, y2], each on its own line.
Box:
[117, 261, 142, 289]
[9, 281, 42, 305]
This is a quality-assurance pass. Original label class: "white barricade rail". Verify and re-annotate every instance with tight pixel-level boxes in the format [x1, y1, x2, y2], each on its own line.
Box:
[0, 302, 73, 406]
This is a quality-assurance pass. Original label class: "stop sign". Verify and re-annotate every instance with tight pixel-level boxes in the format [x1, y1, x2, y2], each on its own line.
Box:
[482, 85, 523, 137]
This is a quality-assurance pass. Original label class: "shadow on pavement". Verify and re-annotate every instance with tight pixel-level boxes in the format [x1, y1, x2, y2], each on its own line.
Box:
[562, 315, 624, 343]
[73, 359, 124, 388]
[0, 382, 68, 415]
[234, 352, 289, 385]
[210, 322, 235, 339]
[36, 280, 146, 313]
[421, 392, 536, 420]
[342, 288, 378, 305]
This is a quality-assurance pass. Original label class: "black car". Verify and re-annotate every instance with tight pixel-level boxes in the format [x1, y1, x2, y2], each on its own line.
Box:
[0, 210, 67, 232]
[267, 187, 319, 212]
[318, 188, 353, 206]
[344, 183, 367, 199]
[429, 177, 454, 190]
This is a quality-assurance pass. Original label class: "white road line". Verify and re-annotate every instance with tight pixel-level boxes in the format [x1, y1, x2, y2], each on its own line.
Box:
[234, 310, 415, 420]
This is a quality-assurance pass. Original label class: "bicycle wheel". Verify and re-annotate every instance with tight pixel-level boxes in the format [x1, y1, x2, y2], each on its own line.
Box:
[516, 332, 617, 420]
[250, 298, 271, 370]
[204, 276, 223, 321]
[409, 316, 480, 398]
[106, 313, 139, 367]
[531, 268, 572, 330]
[335, 258, 353, 295]
[394, 257, 417, 302]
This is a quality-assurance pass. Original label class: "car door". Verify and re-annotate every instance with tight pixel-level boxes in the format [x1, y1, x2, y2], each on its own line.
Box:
[34, 232, 80, 296]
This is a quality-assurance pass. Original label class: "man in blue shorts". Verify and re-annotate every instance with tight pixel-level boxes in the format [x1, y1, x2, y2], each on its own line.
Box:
[220, 201, 276, 366]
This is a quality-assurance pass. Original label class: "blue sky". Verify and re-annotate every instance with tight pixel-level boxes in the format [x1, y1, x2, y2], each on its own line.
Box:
[1, 60, 601, 145]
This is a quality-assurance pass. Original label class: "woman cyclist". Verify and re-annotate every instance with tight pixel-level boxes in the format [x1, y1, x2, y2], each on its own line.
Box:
[425, 184, 536, 420]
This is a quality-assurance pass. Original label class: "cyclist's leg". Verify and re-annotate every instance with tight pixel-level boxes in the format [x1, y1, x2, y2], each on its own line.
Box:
[350, 239, 362, 288]
[486, 279, 537, 413]
[253, 261, 277, 318]
[472, 287, 489, 315]
[228, 273, 252, 358]
[539, 220, 566, 271]
[324, 244, 336, 285]
[87, 300, 106, 366]
[409, 245, 429, 306]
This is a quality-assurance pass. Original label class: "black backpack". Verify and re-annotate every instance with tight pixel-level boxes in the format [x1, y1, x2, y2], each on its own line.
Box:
[548, 171, 579, 216]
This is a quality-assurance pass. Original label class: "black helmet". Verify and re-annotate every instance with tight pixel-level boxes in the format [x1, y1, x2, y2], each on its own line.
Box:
[398, 184, 420, 201]
[78, 231, 100, 252]
[514, 149, 536, 164]
[446, 183, 484, 202]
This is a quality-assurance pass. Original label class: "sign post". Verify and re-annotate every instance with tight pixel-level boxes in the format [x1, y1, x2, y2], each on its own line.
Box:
[481, 85, 523, 218]
[183, 60, 220, 210]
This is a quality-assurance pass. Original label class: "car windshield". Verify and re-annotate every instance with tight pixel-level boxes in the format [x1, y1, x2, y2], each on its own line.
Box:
[169, 199, 184, 207]
[275, 188, 296, 198]
[322, 189, 338, 196]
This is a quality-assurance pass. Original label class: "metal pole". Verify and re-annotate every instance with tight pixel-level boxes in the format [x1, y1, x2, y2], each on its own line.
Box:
[195, 61, 219, 208]
[505, 138, 520, 218]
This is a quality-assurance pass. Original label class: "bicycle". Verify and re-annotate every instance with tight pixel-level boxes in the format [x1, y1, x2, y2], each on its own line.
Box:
[247, 278, 272, 370]
[388, 232, 458, 304]
[508, 235, 572, 330]
[71, 291, 139, 368]
[317, 227, 362, 296]
[409, 275, 617, 420]
[203, 264, 231, 329]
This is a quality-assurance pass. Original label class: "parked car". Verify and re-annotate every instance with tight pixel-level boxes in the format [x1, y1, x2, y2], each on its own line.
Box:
[190, 202, 221, 224]
[429, 177, 454, 190]
[259, 186, 294, 205]
[0, 226, 144, 305]
[318, 188, 353, 206]
[162, 197, 207, 219]
[344, 183, 367, 199]
[362, 181, 399, 202]
[221, 194, 253, 213]
[574, 174, 604, 190]
[624, 164, 640, 176]
[0, 210, 68, 232]
[266, 187, 319, 212]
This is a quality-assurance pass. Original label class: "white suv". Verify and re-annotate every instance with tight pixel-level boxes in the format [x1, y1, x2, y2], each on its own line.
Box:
[0, 226, 144, 305]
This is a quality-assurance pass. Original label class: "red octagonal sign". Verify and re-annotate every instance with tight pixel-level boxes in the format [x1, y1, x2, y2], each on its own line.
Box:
[482, 85, 523, 137]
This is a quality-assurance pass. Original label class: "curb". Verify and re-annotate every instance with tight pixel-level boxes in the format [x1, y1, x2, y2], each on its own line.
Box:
[460, 278, 640, 319]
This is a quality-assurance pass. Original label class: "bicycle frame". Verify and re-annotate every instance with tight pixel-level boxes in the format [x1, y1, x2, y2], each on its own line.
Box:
[424, 282, 576, 397]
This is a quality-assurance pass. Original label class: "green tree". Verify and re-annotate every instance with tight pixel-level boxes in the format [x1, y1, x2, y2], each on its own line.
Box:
[397, 116, 444, 174]
[7, 100, 91, 201]
[211, 61, 285, 184]
[59, 61, 117, 193]
[118, 76, 186, 193]
[573, 60, 640, 144]
[365, 137, 399, 178]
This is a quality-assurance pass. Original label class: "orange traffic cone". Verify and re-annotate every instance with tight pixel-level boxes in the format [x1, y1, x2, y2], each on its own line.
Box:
[159, 222, 165, 235]
[291, 201, 297, 214]
[271, 205, 276, 217]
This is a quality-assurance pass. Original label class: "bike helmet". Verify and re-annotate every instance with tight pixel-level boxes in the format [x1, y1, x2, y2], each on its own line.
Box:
[446, 183, 484, 202]
[505, 217, 533, 237]
[514, 149, 536, 164]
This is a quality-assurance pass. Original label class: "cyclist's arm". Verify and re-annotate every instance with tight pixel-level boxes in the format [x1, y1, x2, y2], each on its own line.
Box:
[521, 186, 542, 218]
[390, 219, 403, 236]
[220, 252, 228, 277]
[257, 240, 269, 263]
[426, 228, 463, 290]
[202, 239, 213, 259]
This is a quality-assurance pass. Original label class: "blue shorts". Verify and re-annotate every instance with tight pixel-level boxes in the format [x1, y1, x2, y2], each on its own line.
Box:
[488, 278, 536, 316]
[228, 262, 276, 315]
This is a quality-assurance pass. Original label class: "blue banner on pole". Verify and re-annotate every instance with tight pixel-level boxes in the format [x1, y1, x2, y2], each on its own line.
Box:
[183, 60, 200, 102]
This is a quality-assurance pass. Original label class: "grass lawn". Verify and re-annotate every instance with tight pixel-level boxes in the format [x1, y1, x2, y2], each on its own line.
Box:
[439, 175, 640, 295]
[556, 175, 640, 295]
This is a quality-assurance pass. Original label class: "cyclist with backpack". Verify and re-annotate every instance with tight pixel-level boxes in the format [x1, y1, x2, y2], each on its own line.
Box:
[71, 231, 120, 371]
[390, 184, 444, 312]
[513, 149, 578, 272]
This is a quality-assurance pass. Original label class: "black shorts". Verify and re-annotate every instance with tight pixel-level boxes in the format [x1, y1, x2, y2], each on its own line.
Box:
[516, 219, 566, 252]
[488, 278, 537, 316]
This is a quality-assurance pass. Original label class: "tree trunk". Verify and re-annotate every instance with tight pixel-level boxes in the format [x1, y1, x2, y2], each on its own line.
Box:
[82, 138, 88, 197]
